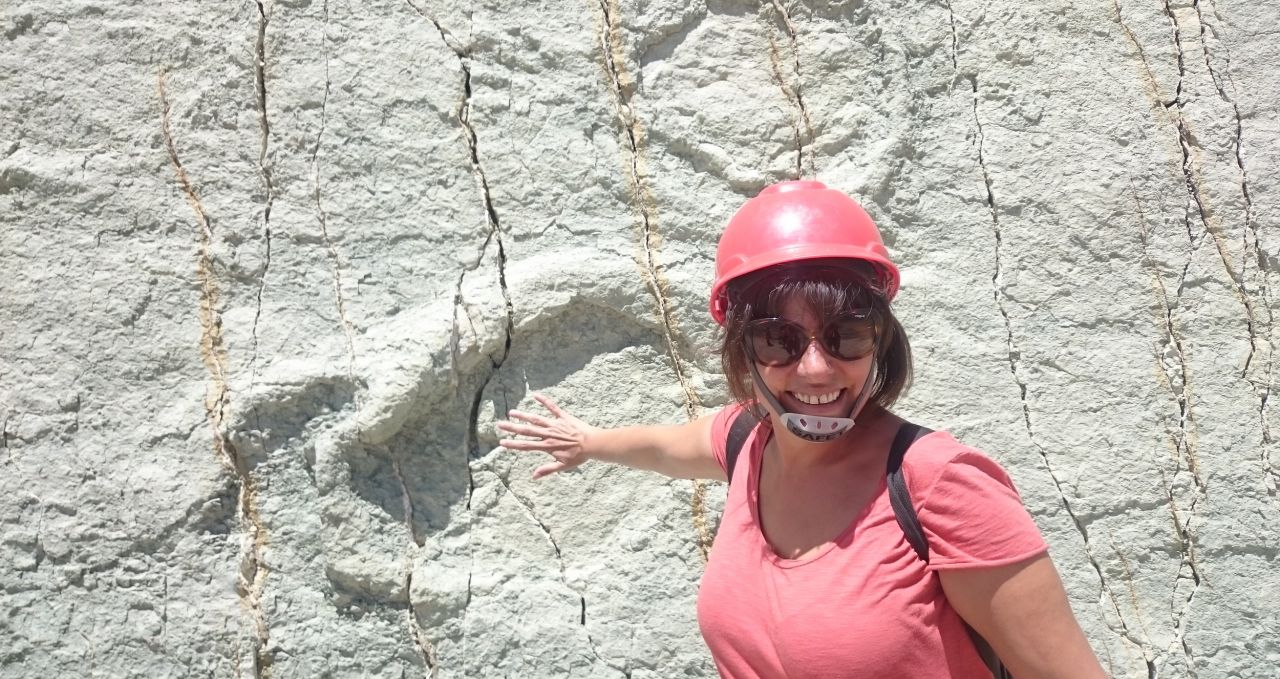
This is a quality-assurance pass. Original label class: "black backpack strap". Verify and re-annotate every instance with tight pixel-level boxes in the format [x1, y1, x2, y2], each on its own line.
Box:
[724, 408, 760, 485]
[887, 423, 1015, 679]
[885, 421, 933, 563]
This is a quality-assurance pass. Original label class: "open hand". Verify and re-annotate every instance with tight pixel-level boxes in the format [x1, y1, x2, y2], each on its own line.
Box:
[496, 393, 599, 479]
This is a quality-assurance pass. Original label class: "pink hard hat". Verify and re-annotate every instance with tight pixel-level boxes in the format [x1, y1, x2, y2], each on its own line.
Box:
[709, 180, 899, 324]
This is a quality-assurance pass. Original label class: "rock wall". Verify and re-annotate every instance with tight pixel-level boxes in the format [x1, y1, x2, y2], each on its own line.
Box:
[1, 0, 1276, 677]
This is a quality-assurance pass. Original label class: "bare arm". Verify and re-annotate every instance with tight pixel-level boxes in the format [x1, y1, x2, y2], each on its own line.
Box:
[938, 554, 1108, 679]
[495, 393, 725, 481]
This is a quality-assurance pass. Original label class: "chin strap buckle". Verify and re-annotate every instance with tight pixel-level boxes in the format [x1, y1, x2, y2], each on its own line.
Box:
[782, 413, 855, 441]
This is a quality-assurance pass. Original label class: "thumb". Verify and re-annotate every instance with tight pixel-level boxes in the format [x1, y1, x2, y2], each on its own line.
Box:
[532, 460, 571, 479]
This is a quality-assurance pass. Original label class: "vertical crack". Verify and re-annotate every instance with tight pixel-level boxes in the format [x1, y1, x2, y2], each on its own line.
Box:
[1, 408, 12, 465]
[1137, 192, 1204, 494]
[407, 1, 515, 509]
[1113, 0, 1165, 107]
[313, 0, 358, 383]
[1136, 187, 1206, 677]
[497, 470, 627, 675]
[250, 0, 275, 435]
[595, 0, 712, 561]
[404, 568, 440, 678]
[1107, 534, 1159, 679]
[1162, 468, 1204, 678]
[1190, 0, 1275, 493]
[763, 0, 815, 178]
[399, 7, 515, 675]
[942, 0, 959, 72]
[967, 71, 1127, 651]
[158, 70, 272, 679]
[1160, 0, 1259, 381]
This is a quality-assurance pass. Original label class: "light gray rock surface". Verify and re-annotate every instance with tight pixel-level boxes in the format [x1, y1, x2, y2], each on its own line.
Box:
[1, 0, 1276, 677]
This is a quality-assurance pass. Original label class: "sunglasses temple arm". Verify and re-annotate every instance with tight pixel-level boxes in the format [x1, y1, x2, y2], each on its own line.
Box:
[747, 360, 790, 419]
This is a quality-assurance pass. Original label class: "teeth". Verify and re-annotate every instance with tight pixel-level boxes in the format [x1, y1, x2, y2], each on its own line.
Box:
[793, 390, 842, 405]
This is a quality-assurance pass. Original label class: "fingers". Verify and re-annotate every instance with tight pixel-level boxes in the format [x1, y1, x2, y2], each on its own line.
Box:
[495, 421, 565, 440]
[532, 457, 583, 479]
[532, 460, 567, 479]
[504, 409, 553, 428]
[532, 393, 567, 418]
[497, 438, 564, 452]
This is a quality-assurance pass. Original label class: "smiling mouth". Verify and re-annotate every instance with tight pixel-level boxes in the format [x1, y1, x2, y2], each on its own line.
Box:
[788, 389, 845, 406]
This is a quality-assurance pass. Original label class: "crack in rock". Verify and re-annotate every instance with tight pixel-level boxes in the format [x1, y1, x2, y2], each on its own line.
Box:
[312, 0, 358, 385]
[250, 0, 275, 398]
[1136, 192, 1204, 497]
[595, 0, 712, 562]
[249, 0, 276, 437]
[763, 0, 815, 178]
[494, 471, 627, 676]
[1163, 471, 1204, 677]
[407, 1, 516, 511]
[943, 0, 959, 72]
[1160, 0, 1259, 384]
[158, 69, 272, 679]
[1190, 1, 1276, 490]
[404, 568, 440, 678]
[965, 71, 1129, 654]
[1107, 534, 1158, 678]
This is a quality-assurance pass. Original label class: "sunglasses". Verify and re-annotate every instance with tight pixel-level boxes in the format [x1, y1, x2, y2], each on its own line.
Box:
[744, 311, 878, 367]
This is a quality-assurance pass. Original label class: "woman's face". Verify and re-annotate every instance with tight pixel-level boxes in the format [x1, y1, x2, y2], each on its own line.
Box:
[751, 295, 876, 424]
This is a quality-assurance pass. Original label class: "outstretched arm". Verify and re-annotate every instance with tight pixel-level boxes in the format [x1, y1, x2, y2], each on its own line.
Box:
[938, 554, 1109, 679]
[496, 393, 725, 481]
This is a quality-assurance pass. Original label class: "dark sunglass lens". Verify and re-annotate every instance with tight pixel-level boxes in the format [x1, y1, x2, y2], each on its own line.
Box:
[748, 320, 805, 365]
[824, 313, 876, 360]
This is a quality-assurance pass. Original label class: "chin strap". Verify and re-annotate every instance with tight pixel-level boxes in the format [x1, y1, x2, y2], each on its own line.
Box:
[746, 353, 878, 442]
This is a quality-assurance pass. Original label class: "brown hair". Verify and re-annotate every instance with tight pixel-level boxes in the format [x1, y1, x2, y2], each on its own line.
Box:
[719, 262, 913, 412]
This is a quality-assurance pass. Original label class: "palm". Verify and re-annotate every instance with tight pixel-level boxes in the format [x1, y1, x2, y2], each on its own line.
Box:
[496, 394, 597, 479]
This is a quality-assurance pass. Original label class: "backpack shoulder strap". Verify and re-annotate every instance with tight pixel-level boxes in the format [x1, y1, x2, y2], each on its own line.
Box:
[889, 423, 1019, 679]
[724, 408, 760, 485]
[885, 421, 934, 563]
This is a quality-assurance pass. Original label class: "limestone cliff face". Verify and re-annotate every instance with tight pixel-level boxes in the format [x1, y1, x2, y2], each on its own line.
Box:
[1, 0, 1275, 677]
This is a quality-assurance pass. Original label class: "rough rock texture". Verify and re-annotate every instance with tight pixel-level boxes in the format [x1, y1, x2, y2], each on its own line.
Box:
[1, 0, 1276, 677]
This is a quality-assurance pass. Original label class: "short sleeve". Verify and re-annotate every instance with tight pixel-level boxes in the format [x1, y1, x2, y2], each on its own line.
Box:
[916, 450, 1049, 570]
[708, 403, 745, 474]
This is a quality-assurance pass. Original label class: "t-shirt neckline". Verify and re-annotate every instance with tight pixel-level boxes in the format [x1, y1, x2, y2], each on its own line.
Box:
[748, 428, 890, 569]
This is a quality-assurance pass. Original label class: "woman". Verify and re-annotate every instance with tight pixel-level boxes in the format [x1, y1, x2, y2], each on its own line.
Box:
[497, 181, 1106, 678]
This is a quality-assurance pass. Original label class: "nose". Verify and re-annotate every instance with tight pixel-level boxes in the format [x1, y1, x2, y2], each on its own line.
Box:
[794, 336, 835, 376]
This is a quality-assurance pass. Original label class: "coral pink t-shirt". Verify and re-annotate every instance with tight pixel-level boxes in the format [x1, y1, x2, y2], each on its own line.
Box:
[697, 405, 1048, 679]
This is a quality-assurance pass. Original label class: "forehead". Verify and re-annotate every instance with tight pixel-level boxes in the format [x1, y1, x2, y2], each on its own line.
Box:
[752, 275, 872, 319]
[776, 295, 823, 325]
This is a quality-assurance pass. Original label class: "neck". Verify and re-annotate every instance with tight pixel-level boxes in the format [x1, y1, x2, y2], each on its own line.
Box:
[768, 404, 894, 476]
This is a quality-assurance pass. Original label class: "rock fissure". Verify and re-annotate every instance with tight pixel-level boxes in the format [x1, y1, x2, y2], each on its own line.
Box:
[1108, 535, 1159, 678]
[2, 411, 11, 464]
[250, 0, 275, 397]
[158, 70, 272, 679]
[1164, 480, 1204, 677]
[1191, 0, 1276, 456]
[410, 3, 515, 505]
[392, 456, 424, 547]
[312, 0, 358, 382]
[404, 568, 440, 679]
[578, 593, 629, 676]
[493, 471, 630, 673]
[595, 0, 712, 561]
[943, 0, 959, 73]
[463, 73, 513, 508]
[1162, 0, 1259, 385]
[1113, 0, 1164, 106]
[496, 473, 564, 564]
[1138, 197, 1204, 497]
[967, 72, 1124, 639]
[764, 0, 815, 178]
